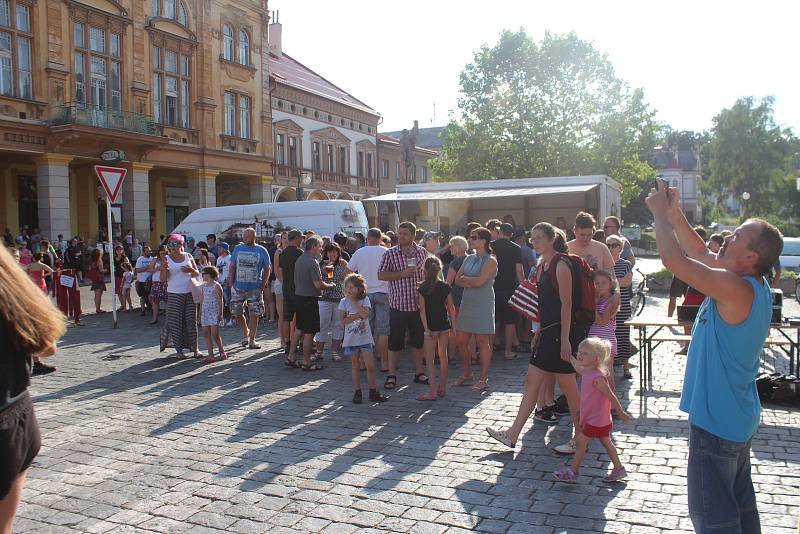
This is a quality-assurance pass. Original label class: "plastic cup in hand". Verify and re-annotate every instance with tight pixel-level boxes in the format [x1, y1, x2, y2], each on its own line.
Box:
[324, 264, 334, 279]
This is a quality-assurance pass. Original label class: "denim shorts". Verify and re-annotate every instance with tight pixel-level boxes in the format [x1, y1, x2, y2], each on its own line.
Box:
[343, 344, 374, 356]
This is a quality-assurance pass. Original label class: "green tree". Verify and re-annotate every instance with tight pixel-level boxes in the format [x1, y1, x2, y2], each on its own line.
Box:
[705, 97, 799, 221]
[431, 30, 658, 206]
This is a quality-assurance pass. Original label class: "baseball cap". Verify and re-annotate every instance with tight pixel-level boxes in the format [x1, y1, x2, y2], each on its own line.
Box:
[499, 223, 514, 234]
[423, 231, 441, 241]
[333, 232, 348, 243]
[287, 229, 302, 241]
[186, 236, 195, 242]
[217, 242, 230, 251]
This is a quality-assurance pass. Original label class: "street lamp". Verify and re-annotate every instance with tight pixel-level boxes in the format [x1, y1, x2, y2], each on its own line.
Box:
[741, 191, 750, 221]
[296, 171, 311, 201]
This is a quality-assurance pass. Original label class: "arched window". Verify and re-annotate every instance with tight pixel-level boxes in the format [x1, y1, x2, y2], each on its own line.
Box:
[222, 23, 233, 61]
[177, 3, 187, 26]
[238, 29, 249, 66]
[163, 0, 175, 19]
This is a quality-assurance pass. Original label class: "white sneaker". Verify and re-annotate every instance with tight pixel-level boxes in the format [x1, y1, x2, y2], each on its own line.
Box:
[553, 438, 576, 455]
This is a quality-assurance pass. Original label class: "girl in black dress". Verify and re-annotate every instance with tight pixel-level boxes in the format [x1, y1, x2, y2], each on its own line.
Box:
[487, 222, 583, 452]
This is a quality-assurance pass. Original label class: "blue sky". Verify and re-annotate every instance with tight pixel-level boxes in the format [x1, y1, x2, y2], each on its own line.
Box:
[274, 0, 798, 135]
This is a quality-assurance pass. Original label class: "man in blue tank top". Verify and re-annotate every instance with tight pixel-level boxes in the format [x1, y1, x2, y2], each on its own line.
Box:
[647, 179, 783, 534]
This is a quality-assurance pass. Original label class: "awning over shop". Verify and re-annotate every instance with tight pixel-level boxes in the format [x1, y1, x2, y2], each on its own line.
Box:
[363, 184, 597, 202]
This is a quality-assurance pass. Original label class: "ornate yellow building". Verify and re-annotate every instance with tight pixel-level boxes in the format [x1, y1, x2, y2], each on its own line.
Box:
[0, 0, 276, 244]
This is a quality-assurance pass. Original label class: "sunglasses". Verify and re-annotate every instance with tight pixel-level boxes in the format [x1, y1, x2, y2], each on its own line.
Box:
[167, 241, 180, 247]
[469, 235, 481, 241]
[606, 243, 621, 249]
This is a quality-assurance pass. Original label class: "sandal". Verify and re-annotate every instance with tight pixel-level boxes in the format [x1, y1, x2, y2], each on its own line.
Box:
[301, 363, 324, 371]
[416, 391, 437, 401]
[554, 467, 579, 483]
[471, 379, 488, 392]
[486, 427, 516, 449]
[384, 374, 397, 389]
[414, 373, 429, 385]
[332, 353, 342, 362]
[455, 375, 474, 387]
[284, 358, 300, 368]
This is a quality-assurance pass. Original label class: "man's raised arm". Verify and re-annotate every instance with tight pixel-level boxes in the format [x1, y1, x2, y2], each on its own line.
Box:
[665, 186, 718, 267]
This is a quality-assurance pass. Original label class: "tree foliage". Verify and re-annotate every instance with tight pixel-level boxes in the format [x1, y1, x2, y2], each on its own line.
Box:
[704, 97, 799, 224]
[431, 30, 658, 206]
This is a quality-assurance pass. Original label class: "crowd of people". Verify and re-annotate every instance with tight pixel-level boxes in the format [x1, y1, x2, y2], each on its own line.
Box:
[2, 183, 785, 533]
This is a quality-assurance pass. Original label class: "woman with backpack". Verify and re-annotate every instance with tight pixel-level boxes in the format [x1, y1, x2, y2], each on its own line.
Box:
[486, 222, 584, 454]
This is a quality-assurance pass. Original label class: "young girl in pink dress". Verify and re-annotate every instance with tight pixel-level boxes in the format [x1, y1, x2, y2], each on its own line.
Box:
[554, 338, 632, 484]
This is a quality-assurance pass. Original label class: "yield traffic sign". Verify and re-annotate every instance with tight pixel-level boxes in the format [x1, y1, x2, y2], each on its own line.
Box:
[94, 165, 127, 203]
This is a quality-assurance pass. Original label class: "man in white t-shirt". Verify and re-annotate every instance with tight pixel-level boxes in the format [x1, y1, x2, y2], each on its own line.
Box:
[347, 228, 390, 370]
[134, 245, 153, 315]
[215, 242, 233, 326]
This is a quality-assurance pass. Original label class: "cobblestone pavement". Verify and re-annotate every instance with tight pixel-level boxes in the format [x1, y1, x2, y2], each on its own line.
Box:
[15, 291, 800, 534]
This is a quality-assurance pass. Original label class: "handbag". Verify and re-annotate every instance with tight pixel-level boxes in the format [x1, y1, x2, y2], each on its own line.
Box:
[190, 276, 204, 304]
[509, 278, 539, 321]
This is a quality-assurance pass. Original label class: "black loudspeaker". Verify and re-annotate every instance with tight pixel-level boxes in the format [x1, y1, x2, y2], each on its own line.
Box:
[677, 305, 699, 323]
[771, 289, 783, 324]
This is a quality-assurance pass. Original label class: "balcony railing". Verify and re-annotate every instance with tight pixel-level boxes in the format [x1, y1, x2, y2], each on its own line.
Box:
[272, 164, 378, 191]
[50, 102, 156, 135]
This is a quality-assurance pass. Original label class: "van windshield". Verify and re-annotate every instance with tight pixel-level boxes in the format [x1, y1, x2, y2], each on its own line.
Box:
[782, 239, 800, 256]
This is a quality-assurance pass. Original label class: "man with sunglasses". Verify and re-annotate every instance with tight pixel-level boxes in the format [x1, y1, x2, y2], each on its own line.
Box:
[602, 216, 635, 267]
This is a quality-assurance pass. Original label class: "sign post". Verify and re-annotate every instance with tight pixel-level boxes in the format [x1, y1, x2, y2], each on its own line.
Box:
[94, 165, 127, 328]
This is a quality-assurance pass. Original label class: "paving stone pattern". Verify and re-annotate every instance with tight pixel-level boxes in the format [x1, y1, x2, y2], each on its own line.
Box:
[16, 294, 800, 533]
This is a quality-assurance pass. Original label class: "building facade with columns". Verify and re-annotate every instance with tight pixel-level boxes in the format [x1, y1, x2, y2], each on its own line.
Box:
[267, 21, 380, 215]
[0, 0, 275, 245]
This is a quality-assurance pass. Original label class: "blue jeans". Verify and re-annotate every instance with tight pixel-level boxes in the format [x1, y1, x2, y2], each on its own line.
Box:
[688, 424, 760, 534]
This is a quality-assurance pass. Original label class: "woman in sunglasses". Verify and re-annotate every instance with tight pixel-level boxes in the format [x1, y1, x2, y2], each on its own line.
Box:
[147, 246, 168, 324]
[453, 227, 498, 392]
[159, 234, 201, 358]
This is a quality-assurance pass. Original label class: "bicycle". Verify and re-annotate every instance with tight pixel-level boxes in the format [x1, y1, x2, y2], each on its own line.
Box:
[629, 268, 648, 317]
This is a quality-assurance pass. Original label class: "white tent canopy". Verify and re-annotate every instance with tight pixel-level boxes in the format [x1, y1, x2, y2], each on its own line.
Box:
[363, 183, 597, 202]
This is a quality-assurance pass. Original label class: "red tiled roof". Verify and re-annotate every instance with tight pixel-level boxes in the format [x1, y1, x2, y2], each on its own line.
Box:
[269, 53, 379, 117]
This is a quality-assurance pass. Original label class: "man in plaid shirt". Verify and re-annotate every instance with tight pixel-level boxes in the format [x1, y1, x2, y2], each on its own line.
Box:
[378, 221, 429, 390]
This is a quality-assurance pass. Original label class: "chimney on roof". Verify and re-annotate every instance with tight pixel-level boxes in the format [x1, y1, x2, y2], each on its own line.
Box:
[268, 11, 282, 57]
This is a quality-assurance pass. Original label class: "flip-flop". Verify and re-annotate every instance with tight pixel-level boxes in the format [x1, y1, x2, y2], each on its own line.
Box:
[284, 359, 300, 368]
[486, 427, 515, 449]
[414, 373, 429, 385]
[416, 392, 437, 401]
[301, 363, 324, 371]
[384, 375, 397, 389]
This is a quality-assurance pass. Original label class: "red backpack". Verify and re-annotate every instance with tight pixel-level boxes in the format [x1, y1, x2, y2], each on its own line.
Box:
[546, 252, 596, 330]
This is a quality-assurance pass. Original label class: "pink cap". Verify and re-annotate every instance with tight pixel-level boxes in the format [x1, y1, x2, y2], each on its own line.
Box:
[167, 234, 185, 245]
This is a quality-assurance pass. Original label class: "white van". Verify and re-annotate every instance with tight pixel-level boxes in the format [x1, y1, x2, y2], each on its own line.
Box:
[170, 200, 369, 244]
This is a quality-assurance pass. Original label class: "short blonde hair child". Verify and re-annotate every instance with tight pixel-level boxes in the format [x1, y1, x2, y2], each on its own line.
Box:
[579, 337, 612, 376]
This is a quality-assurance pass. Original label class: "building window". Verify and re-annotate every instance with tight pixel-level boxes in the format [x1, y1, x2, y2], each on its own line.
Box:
[275, 133, 285, 165]
[0, 0, 32, 100]
[75, 22, 121, 111]
[238, 30, 249, 66]
[395, 161, 401, 179]
[366, 153, 373, 179]
[312, 141, 321, 170]
[222, 23, 233, 60]
[223, 91, 251, 138]
[152, 0, 188, 25]
[338, 146, 347, 174]
[223, 91, 235, 135]
[239, 94, 250, 138]
[357, 152, 364, 177]
[153, 45, 190, 127]
[412, 165, 417, 182]
[326, 143, 334, 172]
[422, 166, 428, 182]
[288, 136, 298, 166]
[381, 159, 389, 178]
